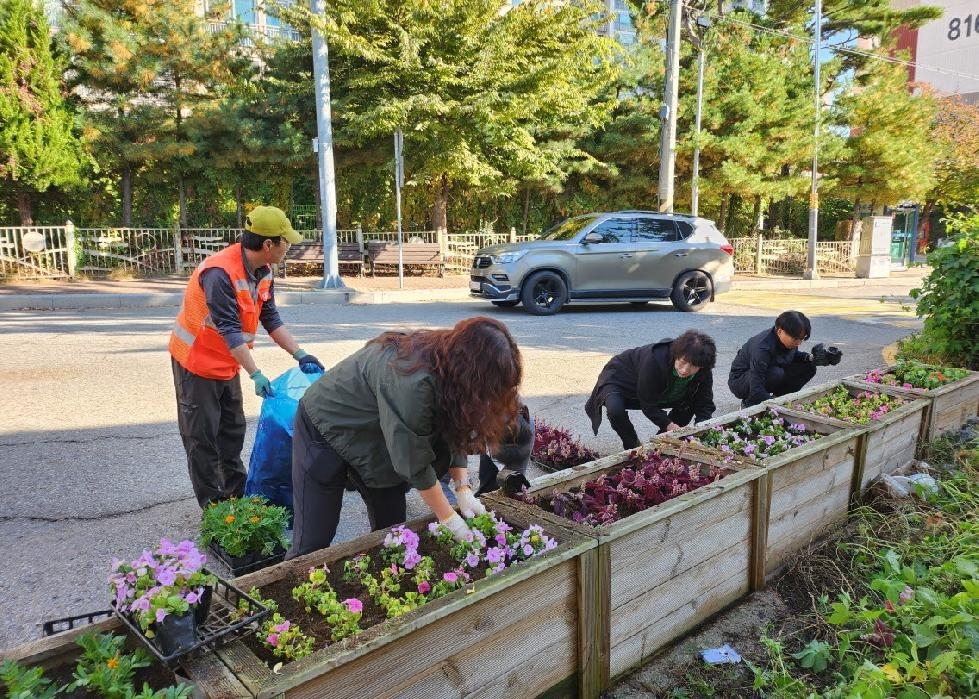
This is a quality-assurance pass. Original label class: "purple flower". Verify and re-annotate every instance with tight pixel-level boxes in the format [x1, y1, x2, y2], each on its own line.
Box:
[486, 547, 505, 564]
[155, 608, 168, 624]
[266, 633, 280, 647]
[465, 552, 481, 568]
[443, 571, 458, 583]
[343, 598, 363, 614]
[274, 620, 291, 633]
[417, 581, 431, 594]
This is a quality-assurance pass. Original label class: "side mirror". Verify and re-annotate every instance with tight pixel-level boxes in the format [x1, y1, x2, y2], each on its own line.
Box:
[582, 232, 603, 244]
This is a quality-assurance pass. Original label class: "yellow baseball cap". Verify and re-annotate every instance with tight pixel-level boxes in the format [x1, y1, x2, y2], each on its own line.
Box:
[245, 206, 303, 244]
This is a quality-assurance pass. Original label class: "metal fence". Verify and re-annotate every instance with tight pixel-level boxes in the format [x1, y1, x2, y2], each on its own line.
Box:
[3, 227, 850, 280]
[728, 236, 855, 276]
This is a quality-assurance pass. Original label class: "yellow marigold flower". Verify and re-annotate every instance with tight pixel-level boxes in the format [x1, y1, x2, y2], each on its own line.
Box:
[225, 515, 235, 524]
[249, 516, 260, 523]
[106, 656, 119, 669]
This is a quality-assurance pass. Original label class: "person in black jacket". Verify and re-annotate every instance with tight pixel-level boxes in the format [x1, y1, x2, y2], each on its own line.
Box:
[728, 310, 838, 408]
[584, 330, 717, 450]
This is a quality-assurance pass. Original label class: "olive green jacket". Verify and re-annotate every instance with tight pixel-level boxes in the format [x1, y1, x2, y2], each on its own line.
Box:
[300, 341, 465, 490]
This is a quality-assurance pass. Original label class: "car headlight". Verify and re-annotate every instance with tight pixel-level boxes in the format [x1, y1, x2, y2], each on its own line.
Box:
[490, 250, 529, 264]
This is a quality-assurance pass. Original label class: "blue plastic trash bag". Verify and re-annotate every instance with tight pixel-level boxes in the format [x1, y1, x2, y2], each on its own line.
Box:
[245, 366, 322, 516]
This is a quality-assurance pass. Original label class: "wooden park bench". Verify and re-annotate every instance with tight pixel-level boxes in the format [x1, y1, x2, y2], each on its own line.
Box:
[282, 242, 365, 277]
[367, 241, 444, 277]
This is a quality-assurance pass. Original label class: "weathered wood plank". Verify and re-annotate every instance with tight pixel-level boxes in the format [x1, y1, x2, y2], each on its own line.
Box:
[181, 651, 254, 699]
[609, 489, 752, 608]
[267, 560, 578, 699]
[608, 550, 749, 678]
[766, 484, 851, 576]
[577, 545, 610, 699]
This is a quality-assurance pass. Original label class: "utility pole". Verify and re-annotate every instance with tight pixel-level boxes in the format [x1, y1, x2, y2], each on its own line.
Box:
[311, 0, 345, 289]
[657, 0, 683, 213]
[804, 0, 822, 280]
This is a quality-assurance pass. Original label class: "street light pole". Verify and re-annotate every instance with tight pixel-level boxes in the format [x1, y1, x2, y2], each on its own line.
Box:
[657, 0, 682, 213]
[691, 15, 710, 217]
[804, 0, 822, 280]
[310, 0, 345, 289]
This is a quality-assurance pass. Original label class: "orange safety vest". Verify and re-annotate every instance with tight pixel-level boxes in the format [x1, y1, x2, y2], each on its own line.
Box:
[169, 244, 273, 380]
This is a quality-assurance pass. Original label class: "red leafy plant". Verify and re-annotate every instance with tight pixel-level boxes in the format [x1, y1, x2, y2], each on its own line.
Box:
[533, 418, 599, 471]
[519, 450, 729, 526]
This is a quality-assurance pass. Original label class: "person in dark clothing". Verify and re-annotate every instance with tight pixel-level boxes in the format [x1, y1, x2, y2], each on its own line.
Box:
[584, 330, 717, 451]
[728, 310, 839, 408]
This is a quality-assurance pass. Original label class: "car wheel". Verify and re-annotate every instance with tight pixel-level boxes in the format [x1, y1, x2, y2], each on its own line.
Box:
[521, 271, 567, 316]
[491, 300, 520, 308]
[670, 271, 712, 312]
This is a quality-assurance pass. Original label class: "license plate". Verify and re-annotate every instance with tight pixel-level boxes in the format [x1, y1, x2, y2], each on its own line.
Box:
[469, 280, 482, 292]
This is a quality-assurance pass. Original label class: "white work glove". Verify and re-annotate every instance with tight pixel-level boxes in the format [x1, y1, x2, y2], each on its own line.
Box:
[440, 513, 473, 543]
[454, 484, 487, 517]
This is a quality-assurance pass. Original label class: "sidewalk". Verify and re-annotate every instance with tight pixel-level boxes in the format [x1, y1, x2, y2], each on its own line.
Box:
[0, 266, 929, 312]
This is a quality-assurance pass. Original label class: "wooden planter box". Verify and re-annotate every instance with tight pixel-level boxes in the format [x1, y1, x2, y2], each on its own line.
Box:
[483, 444, 766, 683]
[1, 615, 196, 694]
[179, 500, 597, 699]
[656, 404, 864, 580]
[772, 379, 930, 489]
[847, 367, 979, 443]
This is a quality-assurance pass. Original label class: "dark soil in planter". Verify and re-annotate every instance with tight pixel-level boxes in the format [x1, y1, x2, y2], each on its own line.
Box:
[243, 520, 532, 670]
[38, 656, 190, 698]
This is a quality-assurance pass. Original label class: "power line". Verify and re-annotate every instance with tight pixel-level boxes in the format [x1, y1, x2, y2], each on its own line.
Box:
[721, 13, 979, 84]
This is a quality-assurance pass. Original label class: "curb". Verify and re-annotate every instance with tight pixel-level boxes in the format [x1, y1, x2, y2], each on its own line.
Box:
[0, 275, 923, 312]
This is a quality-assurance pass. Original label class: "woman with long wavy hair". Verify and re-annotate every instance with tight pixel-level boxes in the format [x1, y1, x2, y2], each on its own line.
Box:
[287, 316, 523, 558]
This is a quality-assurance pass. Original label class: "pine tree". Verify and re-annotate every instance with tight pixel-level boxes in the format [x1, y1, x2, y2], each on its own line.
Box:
[61, 0, 251, 226]
[0, 0, 84, 224]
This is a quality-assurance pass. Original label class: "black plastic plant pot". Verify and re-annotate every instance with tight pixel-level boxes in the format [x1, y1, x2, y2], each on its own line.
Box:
[154, 612, 197, 656]
[111, 571, 270, 668]
[207, 542, 286, 577]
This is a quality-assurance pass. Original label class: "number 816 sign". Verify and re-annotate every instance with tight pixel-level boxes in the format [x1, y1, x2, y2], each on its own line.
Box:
[947, 12, 979, 40]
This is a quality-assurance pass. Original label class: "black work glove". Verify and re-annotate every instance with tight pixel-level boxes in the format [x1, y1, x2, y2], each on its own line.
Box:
[497, 468, 531, 496]
[826, 346, 843, 365]
[811, 343, 829, 366]
[293, 349, 325, 374]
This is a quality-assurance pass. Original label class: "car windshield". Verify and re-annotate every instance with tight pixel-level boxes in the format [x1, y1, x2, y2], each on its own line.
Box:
[540, 215, 600, 241]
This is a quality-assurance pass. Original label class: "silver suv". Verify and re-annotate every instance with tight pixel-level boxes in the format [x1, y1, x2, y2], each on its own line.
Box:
[469, 211, 735, 315]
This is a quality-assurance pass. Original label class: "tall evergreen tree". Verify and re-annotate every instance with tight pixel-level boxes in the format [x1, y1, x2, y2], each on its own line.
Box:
[61, 0, 251, 226]
[0, 0, 84, 224]
[298, 0, 619, 231]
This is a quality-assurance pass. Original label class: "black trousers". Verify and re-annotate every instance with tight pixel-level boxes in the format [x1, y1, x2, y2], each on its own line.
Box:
[287, 403, 407, 559]
[730, 361, 818, 405]
[171, 357, 247, 509]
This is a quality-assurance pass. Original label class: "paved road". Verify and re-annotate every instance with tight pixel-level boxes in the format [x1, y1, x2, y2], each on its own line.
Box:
[0, 288, 920, 652]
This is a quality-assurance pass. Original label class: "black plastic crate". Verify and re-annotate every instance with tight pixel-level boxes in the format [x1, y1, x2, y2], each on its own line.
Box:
[112, 571, 269, 668]
[42, 610, 114, 637]
[206, 543, 286, 577]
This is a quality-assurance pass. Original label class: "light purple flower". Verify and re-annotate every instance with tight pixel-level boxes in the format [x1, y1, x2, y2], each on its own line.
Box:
[266, 633, 280, 647]
[465, 552, 481, 568]
[155, 608, 168, 623]
[443, 571, 458, 583]
[274, 620, 291, 633]
[343, 598, 363, 614]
